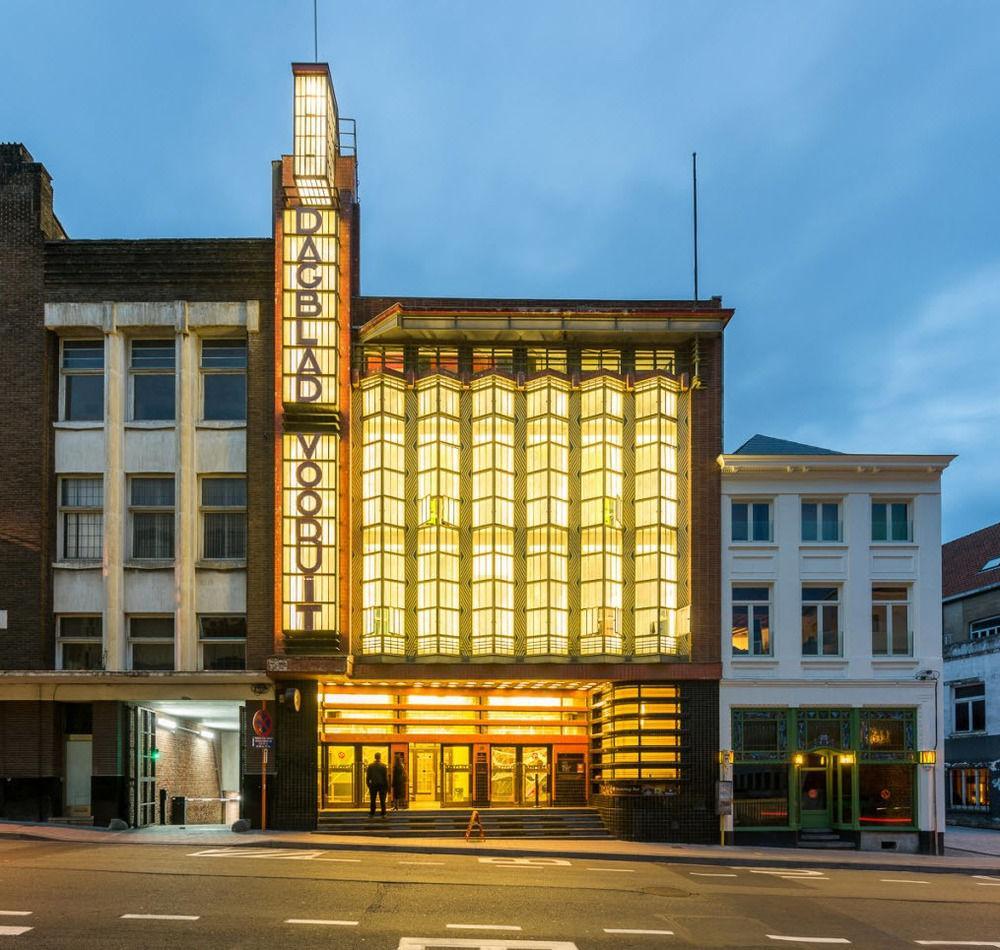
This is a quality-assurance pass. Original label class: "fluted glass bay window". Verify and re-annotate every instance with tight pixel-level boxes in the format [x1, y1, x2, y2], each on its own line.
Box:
[526, 377, 569, 655]
[633, 377, 680, 655]
[471, 377, 515, 655]
[361, 375, 406, 655]
[580, 377, 624, 655]
[417, 377, 461, 655]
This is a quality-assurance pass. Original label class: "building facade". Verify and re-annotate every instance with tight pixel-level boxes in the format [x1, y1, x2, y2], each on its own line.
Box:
[0, 65, 728, 841]
[718, 435, 951, 854]
[942, 522, 1000, 828]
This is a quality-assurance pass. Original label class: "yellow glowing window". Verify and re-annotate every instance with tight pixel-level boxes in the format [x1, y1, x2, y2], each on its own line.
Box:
[526, 348, 568, 374]
[472, 348, 513, 373]
[322, 693, 394, 706]
[581, 349, 621, 373]
[634, 349, 676, 373]
[405, 694, 476, 706]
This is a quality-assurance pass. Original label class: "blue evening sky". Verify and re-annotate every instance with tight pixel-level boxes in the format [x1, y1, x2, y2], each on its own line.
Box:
[3, 1, 998, 541]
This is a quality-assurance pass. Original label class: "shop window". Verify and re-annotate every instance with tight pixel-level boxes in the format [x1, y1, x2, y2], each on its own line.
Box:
[61, 339, 104, 421]
[970, 615, 1000, 641]
[860, 710, 915, 752]
[201, 338, 246, 422]
[201, 477, 247, 560]
[949, 767, 990, 810]
[129, 616, 175, 671]
[953, 683, 986, 733]
[858, 764, 914, 826]
[801, 500, 841, 542]
[872, 586, 911, 656]
[58, 616, 104, 671]
[801, 586, 841, 656]
[199, 616, 246, 671]
[733, 765, 789, 827]
[732, 500, 771, 542]
[872, 500, 911, 542]
[731, 587, 771, 656]
[129, 477, 175, 560]
[59, 477, 103, 561]
[130, 339, 176, 421]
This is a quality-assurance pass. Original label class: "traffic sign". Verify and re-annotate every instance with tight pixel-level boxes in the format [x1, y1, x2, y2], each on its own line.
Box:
[252, 708, 273, 738]
[252, 736, 275, 750]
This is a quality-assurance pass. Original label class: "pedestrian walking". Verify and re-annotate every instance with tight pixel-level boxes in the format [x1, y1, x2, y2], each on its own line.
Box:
[366, 752, 389, 818]
[391, 752, 407, 811]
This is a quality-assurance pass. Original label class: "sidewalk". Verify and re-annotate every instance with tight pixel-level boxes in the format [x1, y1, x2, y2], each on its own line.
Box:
[1, 820, 998, 875]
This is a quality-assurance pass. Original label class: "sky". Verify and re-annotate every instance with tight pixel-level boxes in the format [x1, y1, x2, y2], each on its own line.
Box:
[3, 1, 998, 541]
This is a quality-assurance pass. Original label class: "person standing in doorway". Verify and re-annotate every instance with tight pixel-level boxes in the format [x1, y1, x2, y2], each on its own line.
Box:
[392, 752, 407, 811]
[366, 752, 389, 818]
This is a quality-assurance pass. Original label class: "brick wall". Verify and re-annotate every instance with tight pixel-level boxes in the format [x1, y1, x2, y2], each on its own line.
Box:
[270, 680, 318, 830]
[154, 718, 224, 824]
[0, 700, 62, 819]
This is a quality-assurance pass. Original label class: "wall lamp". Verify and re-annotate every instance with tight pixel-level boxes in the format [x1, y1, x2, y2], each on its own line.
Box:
[919, 750, 937, 765]
[838, 753, 856, 765]
[792, 753, 804, 766]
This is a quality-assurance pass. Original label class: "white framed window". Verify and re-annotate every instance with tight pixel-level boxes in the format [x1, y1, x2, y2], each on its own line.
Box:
[801, 585, 841, 656]
[59, 477, 103, 561]
[953, 683, 986, 733]
[801, 499, 841, 543]
[199, 615, 246, 671]
[128, 616, 175, 671]
[201, 338, 247, 421]
[731, 499, 772, 543]
[60, 339, 104, 421]
[129, 477, 175, 560]
[57, 615, 103, 670]
[872, 585, 911, 656]
[201, 477, 247, 560]
[872, 499, 911, 542]
[130, 339, 176, 421]
[731, 586, 771, 656]
[970, 615, 1000, 641]
[949, 767, 990, 811]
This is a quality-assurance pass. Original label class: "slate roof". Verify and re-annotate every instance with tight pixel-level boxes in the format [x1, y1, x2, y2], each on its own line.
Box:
[943, 521, 1000, 600]
[731, 434, 842, 456]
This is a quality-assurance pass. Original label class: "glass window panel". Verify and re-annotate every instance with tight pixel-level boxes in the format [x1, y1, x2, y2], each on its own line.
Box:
[130, 617, 175, 639]
[202, 478, 246, 507]
[60, 616, 102, 639]
[65, 375, 103, 421]
[204, 374, 246, 421]
[61, 642, 104, 671]
[133, 374, 176, 421]
[63, 340, 104, 369]
[200, 616, 247, 639]
[731, 502, 748, 541]
[131, 340, 175, 368]
[201, 339, 247, 368]
[131, 643, 175, 672]
[131, 478, 175, 506]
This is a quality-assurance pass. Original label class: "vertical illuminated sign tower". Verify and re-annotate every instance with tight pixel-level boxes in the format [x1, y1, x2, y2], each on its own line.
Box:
[279, 64, 342, 650]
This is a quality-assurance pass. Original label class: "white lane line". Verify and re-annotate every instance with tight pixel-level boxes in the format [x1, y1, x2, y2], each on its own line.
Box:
[780, 875, 829, 881]
[879, 878, 930, 884]
[587, 867, 635, 872]
[399, 860, 446, 866]
[767, 937, 851, 945]
[120, 914, 201, 921]
[285, 919, 359, 927]
[604, 928, 674, 936]
[0, 927, 32, 937]
[315, 857, 362, 863]
[975, 882, 1000, 886]
[915, 943, 1000, 948]
[690, 872, 738, 877]
[446, 924, 523, 931]
[0, 912, 31, 917]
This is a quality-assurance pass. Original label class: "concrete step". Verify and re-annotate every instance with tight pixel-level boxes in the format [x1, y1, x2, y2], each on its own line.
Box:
[796, 840, 857, 850]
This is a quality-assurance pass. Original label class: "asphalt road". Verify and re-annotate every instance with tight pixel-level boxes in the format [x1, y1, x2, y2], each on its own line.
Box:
[0, 838, 997, 948]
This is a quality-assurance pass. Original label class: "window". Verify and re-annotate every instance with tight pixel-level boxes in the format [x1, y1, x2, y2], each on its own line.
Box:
[199, 615, 246, 670]
[59, 477, 103, 560]
[634, 349, 676, 373]
[362, 346, 405, 375]
[580, 349, 621, 373]
[129, 616, 174, 671]
[801, 586, 841, 656]
[953, 683, 986, 733]
[733, 765, 789, 827]
[732, 500, 771, 542]
[61, 340, 104, 421]
[58, 616, 103, 670]
[801, 500, 841, 542]
[859, 764, 914, 826]
[201, 339, 246, 421]
[526, 348, 568, 374]
[872, 500, 911, 542]
[981, 556, 1000, 572]
[130, 339, 176, 421]
[471, 347, 514, 374]
[417, 346, 459, 374]
[201, 477, 246, 560]
[129, 477, 175, 560]
[970, 616, 1000, 640]
[731, 586, 771, 656]
[949, 768, 990, 811]
[871, 586, 911, 655]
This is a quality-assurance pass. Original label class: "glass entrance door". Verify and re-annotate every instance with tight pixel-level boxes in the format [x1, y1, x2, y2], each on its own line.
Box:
[490, 746, 517, 803]
[322, 745, 355, 807]
[443, 745, 472, 805]
[411, 743, 439, 804]
[522, 746, 550, 805]
[360, 745, 390, 808]
[800, 768, 831, 829]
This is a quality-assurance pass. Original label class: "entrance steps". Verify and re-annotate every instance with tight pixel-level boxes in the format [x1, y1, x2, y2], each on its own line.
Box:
[797, 828, 857, 850]
[316, 807, 613, 839]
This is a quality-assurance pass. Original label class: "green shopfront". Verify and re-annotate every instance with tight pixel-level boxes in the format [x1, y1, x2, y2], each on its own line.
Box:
[729, 708, 920, 847]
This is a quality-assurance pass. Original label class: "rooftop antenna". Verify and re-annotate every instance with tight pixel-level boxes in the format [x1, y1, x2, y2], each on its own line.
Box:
[692, 151, 699, 303]
[313, 0, 318, 61]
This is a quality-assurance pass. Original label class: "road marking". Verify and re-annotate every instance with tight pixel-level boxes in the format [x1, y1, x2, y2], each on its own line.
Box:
[603, 929, 674, 936]
[0, 913, 31, 917]
[286, 919, 359, 926]
[975, 882, 1000, 887]
[879, 878, 929, 884]
[915, 943, 1000, 948]
[316, 856, 362, 863]
[0, 927, 32, 937]
[587, 867, 634, 873]
[690, 872, 738, 877]
[746, 867, 828, 879]
[399, 860, 446, 866]
[398, 939, 578, 949]
[447, 924, 523, 931]
[780, 875, 829, 881]
[767, 938, 851, 945]
[477, 857, 570, 867]
[120, 914, 200, 921]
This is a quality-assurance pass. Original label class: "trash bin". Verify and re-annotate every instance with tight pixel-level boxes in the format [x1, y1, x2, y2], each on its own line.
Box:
[170, 795, 186, 825]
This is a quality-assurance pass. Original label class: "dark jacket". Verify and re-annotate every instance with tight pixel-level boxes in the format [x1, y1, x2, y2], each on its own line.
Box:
[392, 759, 407, 799]
[366, 760, 389, 791]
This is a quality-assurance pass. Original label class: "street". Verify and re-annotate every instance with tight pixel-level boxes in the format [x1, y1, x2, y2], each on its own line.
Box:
[0, 839, 997, 948]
